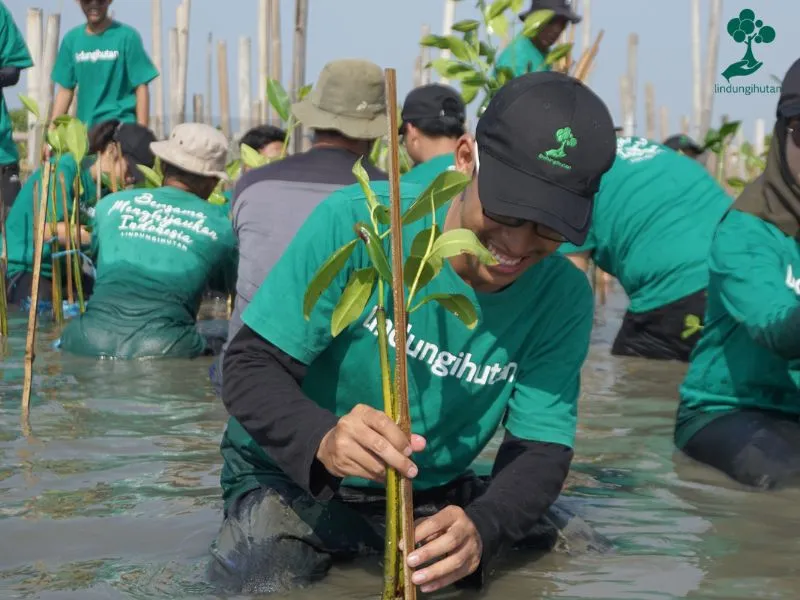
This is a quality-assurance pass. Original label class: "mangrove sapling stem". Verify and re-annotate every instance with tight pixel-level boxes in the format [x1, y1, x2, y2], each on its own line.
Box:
[59, 174, 74, 304]
[384, 67, 417, 600]
[47, 179, 64, 326]
[70, 174, 85, 313]
[22, 161, 53, 423]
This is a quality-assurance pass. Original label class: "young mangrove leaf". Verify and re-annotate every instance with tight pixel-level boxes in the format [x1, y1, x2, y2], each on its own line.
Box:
[302, 239, 358, 319]
[420, 34, 451, 50]
[266, 78, 291, 122]
[65, 119, 89, 164]
[298, 83, 313, 101]
[510, 0, 525, 12]
[402, 170, 471, 225]
[208, 188, 228, 206]
[409, 224, 442, 258]
[18, 94, 40, 122]
[522, 9, 555, 37]
[545, 42, 573, 65]
[226, 158, 242, 180]
[352, 157, 378, 211]
[403, 256, 437, 292]
[485, 0, 513, 21]
[331, 267, 377, 337]
[46, 128, 64, 155]
[137, 164, 163, 187]
[355, 222, 392, 283]
[240, 143, 269, 169]
[488, 14, 509, 39]
[452, 19, 481, 33]
[428, 58, 477, 80]
[52, 115, 73, 127]
[410, 293, 478, 329]
[428, 228, 497, 266]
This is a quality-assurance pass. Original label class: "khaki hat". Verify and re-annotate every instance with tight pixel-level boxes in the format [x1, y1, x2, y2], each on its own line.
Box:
[291, 59, 388, 140]
[150, 123, 230, 180]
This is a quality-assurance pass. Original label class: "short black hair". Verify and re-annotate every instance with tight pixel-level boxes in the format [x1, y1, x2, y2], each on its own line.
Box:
[403, 116, 465, 139]
[161, 161, 218, 190]
[239, 124, 287, 152]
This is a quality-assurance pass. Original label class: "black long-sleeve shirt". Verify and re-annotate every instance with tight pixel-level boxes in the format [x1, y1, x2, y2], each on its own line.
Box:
[222, 325, 572, 581]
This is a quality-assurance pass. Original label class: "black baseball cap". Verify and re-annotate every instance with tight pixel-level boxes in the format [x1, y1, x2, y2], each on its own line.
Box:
[520, 0, 582, 23]
[663, 134, 704, 155]
[778, 58, 800, 120]
[475, 71, 616, 245]
[115, 123, 157, 183]
[400, 84, 466, 130]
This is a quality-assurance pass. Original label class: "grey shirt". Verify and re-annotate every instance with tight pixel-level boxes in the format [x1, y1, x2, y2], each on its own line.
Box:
[224, 146, 387, 358]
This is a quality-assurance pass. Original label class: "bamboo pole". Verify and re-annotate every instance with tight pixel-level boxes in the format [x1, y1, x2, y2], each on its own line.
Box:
[700, 0, 722, 139]
[193, 94, 204, 123]
[176, 1, 191, 126]
[754, 118, 766, 156]
[151, 0, 164, 138]
[690, 0, 702, 140]
[573, 29, 603, 82]
[581, 0, 592, 56]
[26, 8, 43, 168]
[644, 83, 655, 140]
[420, 25, 432, 86]
[619, 75, 631, 137]
[252, 100, 262, 126]
[660, 106, 669, 142]
[218, 41, 231, 138]
[438, 0, 457, 84]
[35, 13, 59, 165]
[59, 175, 73, 305]
[681, 115, 690, 134]
[206, 33, 213, 125]
[22, 162, 52, 423]
[239, 36, 253, 136]
[269, 0, 282, 125]
[624, 33, 638, 136]
[169, 27, 179, 130]
[384, 67, 416, 600]
[258, 0, 269, 123]
[291, 0, 309, 153]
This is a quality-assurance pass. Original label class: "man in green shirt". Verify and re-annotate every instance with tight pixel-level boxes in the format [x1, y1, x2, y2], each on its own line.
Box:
[560, 136, 733, 362]
[495, 0, 581, 77]
[209, 72, 618, 595]
[676, 58, 800, 490]
[400, 83, 466, 188]
[50, 0, 158, 128]
[0, 1, 32, 221]
[663, 133, 706, 162]
[59, 123, 238, 359]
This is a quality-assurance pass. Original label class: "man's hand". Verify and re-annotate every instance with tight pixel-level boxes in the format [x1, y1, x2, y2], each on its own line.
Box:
[404, 505, 483, 593]
[315, 403, 426, 482]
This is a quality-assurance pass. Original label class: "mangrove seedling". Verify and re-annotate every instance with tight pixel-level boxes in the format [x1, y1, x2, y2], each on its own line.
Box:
[701, 119, 742, 188]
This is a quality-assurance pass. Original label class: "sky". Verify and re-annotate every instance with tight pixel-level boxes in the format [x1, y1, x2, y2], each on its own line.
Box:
[6, 0, 797, 144]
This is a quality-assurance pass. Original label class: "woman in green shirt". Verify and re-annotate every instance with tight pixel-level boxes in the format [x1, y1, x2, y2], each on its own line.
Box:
[4, 119, 155, 309]
[676, 58, 800, 490]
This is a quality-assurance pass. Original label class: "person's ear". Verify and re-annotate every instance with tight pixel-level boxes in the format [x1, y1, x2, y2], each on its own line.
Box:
[453, 134, 476, 175]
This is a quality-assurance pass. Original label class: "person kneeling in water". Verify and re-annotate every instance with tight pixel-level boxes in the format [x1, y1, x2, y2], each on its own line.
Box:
[675, 57, 800, 489]
[59, 123, 238, 359]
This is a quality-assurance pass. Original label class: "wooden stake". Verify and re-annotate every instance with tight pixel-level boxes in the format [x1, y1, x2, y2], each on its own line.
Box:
[151, 0, 165, 138]
[59, 174, 73, 304]
[22, 162, 52, 423]
[269, 0, 282, 125]
[690, 0, 702, 139]
[176, 1, 191, 125]
[218, 41, 231, 138]
[238, 36, 253, 136]
[660, 106, 669, 142]
[624, 33, 638, 136]
[206, 33, 214, 125]
[384, 68, 416, 600]
[258, 0, 270, 123]
[699, 0, 722, 139]
[25, 8, 43, 168]
[291, 0, 309, 153]
[193, 94, 204, 123]
[644, 83, 655, 140]
[169, 27, 180, 129]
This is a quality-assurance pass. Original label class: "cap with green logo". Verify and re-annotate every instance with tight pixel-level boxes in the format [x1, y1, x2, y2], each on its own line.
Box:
[475, 71, 617, 245]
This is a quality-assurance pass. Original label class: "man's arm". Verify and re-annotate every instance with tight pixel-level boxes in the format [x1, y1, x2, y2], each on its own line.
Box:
[50, 87, 74, 122]
[124, 28, 158, 126]
[0, 66, 20, 87]
[135, 84, 149, 127]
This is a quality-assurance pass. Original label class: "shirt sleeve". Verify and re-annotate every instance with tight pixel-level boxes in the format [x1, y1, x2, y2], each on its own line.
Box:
[710, 211, 800, 360]
[241, 188, 369, 364]
[124, 28, 159, 88]
[502, 263, 594, 448]
[49, 158, 78, 223]
[51, 33, 76, 89]
[0, 5, 33, 69]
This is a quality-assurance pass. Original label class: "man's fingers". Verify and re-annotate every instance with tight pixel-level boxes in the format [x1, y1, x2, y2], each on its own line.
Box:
[410, 434, 427, 453]
[359, 427, 418, 478]
[361, 406, 413, 454]
[412, 546, 478, 593]
[412, 506, 457, 545]
[407, 530, 460, 568]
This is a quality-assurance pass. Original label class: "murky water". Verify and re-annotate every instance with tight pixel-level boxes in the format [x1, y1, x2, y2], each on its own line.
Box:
[3, 288, 800, 600]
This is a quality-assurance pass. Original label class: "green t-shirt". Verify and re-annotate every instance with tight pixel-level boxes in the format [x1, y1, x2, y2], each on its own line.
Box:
[59, 186, 238, 359]
[0, 1, 32, 166]
[5, 154, 98, 280]
[560, 137, 733, 313]
[494, 34, 549, 78]
[218, 180, 594, 509]
[51, 21, 158, 127]
[400, 153, 455, 189]
[676, 210, 800, 447]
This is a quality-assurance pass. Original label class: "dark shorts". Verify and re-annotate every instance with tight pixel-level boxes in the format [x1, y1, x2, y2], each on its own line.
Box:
[6, 271, 95, 310]
[207, 472, 613, 595]
[682, 409, 800, 490]
[611, 288, 707, 362]
[0, 162, 21, 222]
[197, 319, 228, 357]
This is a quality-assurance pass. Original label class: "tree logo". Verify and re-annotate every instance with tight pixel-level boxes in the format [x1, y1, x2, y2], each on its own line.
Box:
[538, 127, 577, 170]
[721, 9, 776, 83]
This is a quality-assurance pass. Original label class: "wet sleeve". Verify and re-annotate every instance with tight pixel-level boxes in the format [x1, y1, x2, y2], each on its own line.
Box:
[710, 213, 800, 360]
[124, 28, 159, 88]
[50, 159, 78, 223]
[51, 34, 76, 89]
[0, 6, 33, 69]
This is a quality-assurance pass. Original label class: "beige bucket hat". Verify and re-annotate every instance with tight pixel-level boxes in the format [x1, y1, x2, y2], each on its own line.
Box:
[291, 58, 388, 140]
[150, 123, 230, 180]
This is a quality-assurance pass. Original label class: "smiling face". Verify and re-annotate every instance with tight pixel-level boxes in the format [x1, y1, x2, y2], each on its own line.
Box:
[786, 117, 800, 186]
[78, 0, 111, 26]
[444, 136, 565, 293]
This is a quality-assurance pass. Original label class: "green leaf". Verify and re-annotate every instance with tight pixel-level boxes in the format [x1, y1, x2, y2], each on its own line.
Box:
[331, 267, 377, 337]
[64, 119, 88, 164]
[410, 225, 442, 258]
[544, 42, 573, 65]
[18, 94, 40, 121]
[208, 189, 228, 206]
[266, 78, 291, 122]
[352, 156, 378, 212]
[302, 239, 358, 319]
[52, 115, 73, 127]
[240, 143, 268, 168]
[445, 35, 472, 61]
[522, 9, 555, 38]
[427, 228, 497, 266]
[485, 0, 513, 20]
[510, 0, 525, 12]
[718, 120, 742, 140]
[420, 34, 451, 49]
[410, 293, 479, 329]
[403, 256, 437, 291]
[137, 164, 163, 187]
[428, 58, 476, 80]
[298, 83, 313, 101]
[402, 170, 471, 225]
[226, 158, 242, 180]
[354, 222, 392, 283]
[488, 14, 509, 39]
[461, 83, 481, 104]
[495, 66, 515, 86]
[46, 128, 64, 155]
[452, 19, 481, 33]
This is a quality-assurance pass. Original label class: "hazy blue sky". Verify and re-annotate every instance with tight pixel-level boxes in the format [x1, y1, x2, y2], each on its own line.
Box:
[7, 0, 797, 143]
